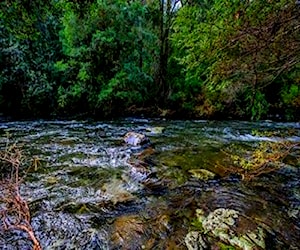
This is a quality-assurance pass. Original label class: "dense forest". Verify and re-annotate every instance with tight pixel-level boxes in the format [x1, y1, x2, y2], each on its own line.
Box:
[0, 0, 299, 120]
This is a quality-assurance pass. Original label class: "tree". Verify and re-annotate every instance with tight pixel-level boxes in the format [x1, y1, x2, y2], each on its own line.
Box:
[170, 0, 218, 117]
[56, 0, 158, 117]
[156, 0, 181, 103]
[212, 0, 300, 120]
[0, 0, 62, 117]
[171, 0, 300, 120]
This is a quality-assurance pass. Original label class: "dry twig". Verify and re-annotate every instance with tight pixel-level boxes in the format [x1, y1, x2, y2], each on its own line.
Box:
[0, 144, 41, 250]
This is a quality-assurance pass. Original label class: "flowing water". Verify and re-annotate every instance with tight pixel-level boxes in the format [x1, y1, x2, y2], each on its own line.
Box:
[0, 119, 299, 249]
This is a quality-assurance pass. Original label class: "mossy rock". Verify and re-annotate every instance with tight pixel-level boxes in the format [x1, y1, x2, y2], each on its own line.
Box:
[193, 208, 265, 250]
[145, 126, 165, 134]
[185, 231, 208, 250]
[45, 176, 59, 185]
[188, 168, 216, 181]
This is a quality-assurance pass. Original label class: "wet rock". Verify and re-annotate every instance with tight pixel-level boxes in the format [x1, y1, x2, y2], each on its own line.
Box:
[57, 137, 80, 145]
[128, 147, 156, 182]
[0, 230, 33, 250]
[101, 178, 138, 205]
[188, 169, 216, 181]
[145, 126, 165, 134]
[148, 213, 187, 249]
[185, 231, 208, 250]
[195, 208, 266, 250]
[123, 131, 149, 146]
[129, 164, 152, 182]
[32, 212, 109, 249]
[110, 215, 145, 249]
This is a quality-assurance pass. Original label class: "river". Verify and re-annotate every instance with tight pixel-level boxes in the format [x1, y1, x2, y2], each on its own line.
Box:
[0, 119, 299, 249]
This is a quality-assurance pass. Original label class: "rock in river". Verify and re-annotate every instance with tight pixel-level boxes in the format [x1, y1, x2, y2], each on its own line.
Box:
[188, 168, 216, 181]
[145, 126, 165, 134]
[189, 208, 266, 250]
[123, 132, 149, 146]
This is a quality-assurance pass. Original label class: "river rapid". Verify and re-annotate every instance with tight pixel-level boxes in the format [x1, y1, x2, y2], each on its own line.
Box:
[0, 119, 299, 249]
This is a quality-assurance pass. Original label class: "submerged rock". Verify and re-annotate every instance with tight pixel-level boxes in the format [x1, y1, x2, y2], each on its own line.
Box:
[101, 178, 138, 205]
[185, 231, 208, 250]
[145, 126, 165, 134]
[190, 208, 266, 250]
[188, 169, 216, 181]
[110, 215, 145, 249]
[123, 132, 149, 146]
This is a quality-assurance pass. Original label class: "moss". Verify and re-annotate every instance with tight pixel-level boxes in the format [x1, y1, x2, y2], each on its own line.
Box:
[188, 168, 216, 181]
[218, 242, 236, 250]
[145, 127, 165, 134]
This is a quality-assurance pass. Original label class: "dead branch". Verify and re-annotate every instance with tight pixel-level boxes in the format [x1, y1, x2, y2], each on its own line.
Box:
[0, 144, 41, 250]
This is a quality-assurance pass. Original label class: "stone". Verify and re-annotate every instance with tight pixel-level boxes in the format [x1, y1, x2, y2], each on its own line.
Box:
[145, 127, 165, 134]
[123, 132, 149, 146]
[195, 208, 266, 250]
[110, 215, 145, 249]
[188, 169, 216, 181]
[185, 231, 208, 250]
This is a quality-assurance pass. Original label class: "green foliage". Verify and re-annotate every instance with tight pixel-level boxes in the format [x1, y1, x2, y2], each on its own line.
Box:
[171, 0, 300, 120]
[0, 0, 299, 119]
[55, 0, 158, 116]
[218, 243, 235, 250]
[246, 91, 269, 121]
[0, 0, 62, 117]
[279, 82, 300, 120]
[281, 84, 300, 106]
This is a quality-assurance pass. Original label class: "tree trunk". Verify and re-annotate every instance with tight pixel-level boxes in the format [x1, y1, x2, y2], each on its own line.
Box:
[157, 0, 171, 104]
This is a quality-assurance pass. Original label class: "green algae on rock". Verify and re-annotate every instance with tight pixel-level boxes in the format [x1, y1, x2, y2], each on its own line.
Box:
[145, 127, 165, 134]
[188, 168, 216, 181]
[185, 231, 208, 250]
[187, 208, 266, 250]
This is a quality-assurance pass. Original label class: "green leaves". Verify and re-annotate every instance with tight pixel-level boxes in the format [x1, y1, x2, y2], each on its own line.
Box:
[55, 0, 157, 116]
[0, 0, 62, 117]
[170, 0, 300, 120]
[281, 84, 300, 105]
[247, 91, 269, 121]
[0, 0, 299, 119]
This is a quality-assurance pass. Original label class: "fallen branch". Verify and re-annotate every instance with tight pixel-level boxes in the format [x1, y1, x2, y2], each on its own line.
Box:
[220, 137, 299, 181]
[0, 144, 41, 250]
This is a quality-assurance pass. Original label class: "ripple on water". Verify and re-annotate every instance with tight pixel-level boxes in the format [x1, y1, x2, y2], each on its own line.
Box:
[0, 119, 299, 249]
